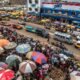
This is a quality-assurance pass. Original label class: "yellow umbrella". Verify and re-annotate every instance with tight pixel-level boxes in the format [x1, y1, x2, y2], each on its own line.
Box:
[26, 51, 33, 59]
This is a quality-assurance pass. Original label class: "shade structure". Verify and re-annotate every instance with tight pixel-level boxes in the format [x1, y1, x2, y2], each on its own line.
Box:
[4, 42, 17, 50]
[19, 60, 36, 74]
[0, 47, 4, 54]
[16, 44, 31, 54]
[32, 52, 47, 64]
[0, 69, 15, 80]
[6, 55, 22, 66]
[0, 39, 9, 47]
[0, 62, 8, 69]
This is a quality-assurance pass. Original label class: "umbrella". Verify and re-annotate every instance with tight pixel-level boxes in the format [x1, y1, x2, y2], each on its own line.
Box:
[0, 47, 4, 54]
[0, 62, 8, 69]
[0, 67, 5, 71]
[32, 52, 47, 64]
[0, 39, 9, 47]
[6, 55, 22, 66]
[26, 51, 33, 59]
[16, 44, 31, 54]
[0, 69, 15, 80]
[0, 34, 4, 39]
[54, 21, 60, 24]
[42, 64, 49, 69]
[70, 71, 80, 80]
[4, 42, 17, 50]
[59, 54, 69, 60]
[19, 60, 36, 74]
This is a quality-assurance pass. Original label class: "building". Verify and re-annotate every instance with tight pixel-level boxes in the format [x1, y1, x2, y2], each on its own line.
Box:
[9, 0, 27, 5]
[62, 0, 80, 3]
[27, 0, 80, 23]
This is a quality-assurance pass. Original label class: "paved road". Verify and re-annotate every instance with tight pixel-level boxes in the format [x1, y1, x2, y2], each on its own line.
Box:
[6, 19, 80, 55]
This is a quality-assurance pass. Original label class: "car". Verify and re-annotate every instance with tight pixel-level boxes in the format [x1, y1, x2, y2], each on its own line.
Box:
[76, 36, 80, 41]
[72, 31, 80, 37]
[74, 41, 80, 49]
[36, 28, 49, 38]
[25, 26, 36, 33]
[18, 21, 26, 25]
[12, 24, 23, 30]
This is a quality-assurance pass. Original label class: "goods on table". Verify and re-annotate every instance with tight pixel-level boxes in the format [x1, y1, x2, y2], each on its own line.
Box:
[49, 67, 65, 80]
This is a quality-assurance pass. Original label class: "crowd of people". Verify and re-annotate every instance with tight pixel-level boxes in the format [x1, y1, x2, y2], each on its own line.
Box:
[0, 26, 79, 80]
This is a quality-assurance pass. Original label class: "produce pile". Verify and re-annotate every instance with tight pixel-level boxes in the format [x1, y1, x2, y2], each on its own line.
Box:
[49, 67, 65, 80]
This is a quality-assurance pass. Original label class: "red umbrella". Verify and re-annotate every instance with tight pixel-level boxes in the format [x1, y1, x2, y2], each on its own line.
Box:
[0, 69, 15, 80]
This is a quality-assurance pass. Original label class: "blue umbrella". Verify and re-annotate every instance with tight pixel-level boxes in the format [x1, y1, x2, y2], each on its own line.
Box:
[16, 44, 31, 54]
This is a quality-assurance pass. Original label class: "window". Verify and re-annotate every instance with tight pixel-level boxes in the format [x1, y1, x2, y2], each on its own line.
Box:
[53, 11, 55, 14]
[29, 7, 32, 11]
[35, 8, 38, 12]
[72, 12, 76, 16]
[29, 0, 32, 3]
[47, 10, 51, 13]
[35, 0, 38, 4]
[58, 12, 62, 14]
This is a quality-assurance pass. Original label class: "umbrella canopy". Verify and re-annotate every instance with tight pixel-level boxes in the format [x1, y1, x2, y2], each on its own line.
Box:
[59, 54, 69, 60]
[0, 47, 4, 54]
[4, 42, 17, 50]
[0, 67, 5, 71]
[0, 35, 4, 39]
[0, 62, 8, 69]
[26, 51, 33, 59]
[19, 60, 36, 74]
[32, 52, 47, 64]
[70, 71, 80, 80]
[42, 64, 49, 69]
[16, 44, 31, 54]
[54, 21, 60, 24]
[0, 69, 15, 80]
[0, 39, 9, 47]
[6, 55, 22, 66]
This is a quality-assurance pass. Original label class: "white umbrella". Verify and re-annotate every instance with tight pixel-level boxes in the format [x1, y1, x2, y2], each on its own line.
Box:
[16, 44, 31, 54]
[59, 54, 69, 60]
[19, 60, 36, 74]
[0, 47, 4, 54]
[4, 42, 17, 50]
[70, 71, 80, 80]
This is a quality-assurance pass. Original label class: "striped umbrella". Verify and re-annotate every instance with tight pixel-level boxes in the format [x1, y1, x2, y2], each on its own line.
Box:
[32, 52, 47, 64]
[19, 60, 36, 74]
[16, 44, 31, 54]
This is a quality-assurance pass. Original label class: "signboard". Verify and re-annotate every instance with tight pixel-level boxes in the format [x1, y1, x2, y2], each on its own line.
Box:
[27, 0, 41, 13]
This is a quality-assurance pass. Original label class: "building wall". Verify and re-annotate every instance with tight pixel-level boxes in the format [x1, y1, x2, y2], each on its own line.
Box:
[10, 0, 27, 5]
[62, 0, 80, 3]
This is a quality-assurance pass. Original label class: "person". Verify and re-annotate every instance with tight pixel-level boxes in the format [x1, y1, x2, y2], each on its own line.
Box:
[47, 33, 50, 42]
